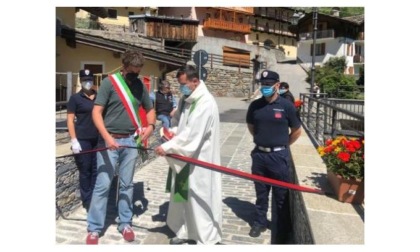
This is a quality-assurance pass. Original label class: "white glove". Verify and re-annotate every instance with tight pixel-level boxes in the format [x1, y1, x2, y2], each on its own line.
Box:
[71, 138, 82, 154]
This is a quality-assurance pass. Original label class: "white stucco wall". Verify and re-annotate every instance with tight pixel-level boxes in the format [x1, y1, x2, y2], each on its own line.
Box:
[297, 38, 357, 66]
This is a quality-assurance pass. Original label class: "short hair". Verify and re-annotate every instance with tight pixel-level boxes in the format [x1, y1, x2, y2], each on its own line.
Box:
[176, 65, 187, 78]
[122, 50, 145, 68]
[279, 82, 289, 89]
[158, 80, 171, 91]
[176, 65, 199, 81]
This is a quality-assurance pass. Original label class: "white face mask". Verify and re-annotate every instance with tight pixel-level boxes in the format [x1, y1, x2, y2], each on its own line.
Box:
[81, 81, 93, 90]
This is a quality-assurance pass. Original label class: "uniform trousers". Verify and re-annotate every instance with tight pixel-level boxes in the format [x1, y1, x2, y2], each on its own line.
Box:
[250, 147, 292, 243]
[74, 138, 98, 209]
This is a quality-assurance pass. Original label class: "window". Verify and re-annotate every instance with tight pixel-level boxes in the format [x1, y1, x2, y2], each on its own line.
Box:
[128, 11, 134, 16]
[223, 46, 250, 68]
[311, 43, 326, 56]
[108, 9, 117, 19]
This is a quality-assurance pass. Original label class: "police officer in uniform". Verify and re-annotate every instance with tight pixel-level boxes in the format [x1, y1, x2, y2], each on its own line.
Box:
[246, 70, 302, 242]
[67, 69, 99, 211]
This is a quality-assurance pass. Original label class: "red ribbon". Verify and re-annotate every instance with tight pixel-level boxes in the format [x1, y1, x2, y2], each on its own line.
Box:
[56, 145, 325, 195]
[166, 153, 325, 195]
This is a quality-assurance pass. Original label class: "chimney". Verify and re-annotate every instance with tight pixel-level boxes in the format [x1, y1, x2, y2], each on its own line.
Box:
[331, 7, 340, 17]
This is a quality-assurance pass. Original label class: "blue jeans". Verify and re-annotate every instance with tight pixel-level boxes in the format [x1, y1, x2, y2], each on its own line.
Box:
[157, 114, 171, 129]
[87, 135, 138, 233]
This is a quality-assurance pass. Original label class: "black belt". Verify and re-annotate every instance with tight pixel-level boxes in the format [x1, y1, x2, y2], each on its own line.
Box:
[256, 145, 287, 152]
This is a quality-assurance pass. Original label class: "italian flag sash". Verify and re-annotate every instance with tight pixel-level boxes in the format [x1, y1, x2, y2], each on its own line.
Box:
[108, 72, 143, 147]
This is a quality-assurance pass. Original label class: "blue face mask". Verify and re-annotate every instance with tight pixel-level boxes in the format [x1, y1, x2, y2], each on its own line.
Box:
[260, 85, 275, 97]
[278, 89, 287, 95]
[180, 85, 192, 96]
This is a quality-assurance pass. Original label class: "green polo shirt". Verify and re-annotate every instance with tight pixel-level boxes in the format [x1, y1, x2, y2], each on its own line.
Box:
[95, 76, 153, 134]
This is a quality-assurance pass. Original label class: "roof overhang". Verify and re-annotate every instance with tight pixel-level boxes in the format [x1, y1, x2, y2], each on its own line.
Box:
[60, 27, 189, 66]
[78, 7, 108, 18]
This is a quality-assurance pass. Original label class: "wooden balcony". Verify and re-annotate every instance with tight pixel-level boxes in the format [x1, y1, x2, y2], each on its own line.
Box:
[214, 7, 254, 14]
[203, 18, 251, 34]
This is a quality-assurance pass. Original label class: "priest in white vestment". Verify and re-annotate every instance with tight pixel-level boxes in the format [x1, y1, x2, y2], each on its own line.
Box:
[155, 65, 223, 245]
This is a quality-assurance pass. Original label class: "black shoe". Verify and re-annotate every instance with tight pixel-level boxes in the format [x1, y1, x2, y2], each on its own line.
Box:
[83, 203, 90, 212]
[169, 237, 190, 245]
[249, 225, 267, 238]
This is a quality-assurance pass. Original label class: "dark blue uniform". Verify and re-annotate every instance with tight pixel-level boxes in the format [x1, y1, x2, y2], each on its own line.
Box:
[246, 95, 301, 242]
[67, 90, 99, 209]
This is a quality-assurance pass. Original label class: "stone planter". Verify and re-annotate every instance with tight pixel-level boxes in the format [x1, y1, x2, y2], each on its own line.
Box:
[327, 171, 364, 204]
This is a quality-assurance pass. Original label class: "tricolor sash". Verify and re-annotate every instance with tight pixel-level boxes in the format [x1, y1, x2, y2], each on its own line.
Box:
[108, 72, 143, 147]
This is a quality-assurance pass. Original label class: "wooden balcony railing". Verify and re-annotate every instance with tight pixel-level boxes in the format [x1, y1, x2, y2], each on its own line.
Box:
[215, 7, 254, 14]
[203, 18, 251, 33]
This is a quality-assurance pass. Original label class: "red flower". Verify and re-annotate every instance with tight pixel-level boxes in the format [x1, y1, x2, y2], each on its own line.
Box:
[351, 140, 361, 149]
[337, 152, 351, 162]
[294, 100, 303, 108]
[325, 139, 333, 146]
[324, 145, 334, 153]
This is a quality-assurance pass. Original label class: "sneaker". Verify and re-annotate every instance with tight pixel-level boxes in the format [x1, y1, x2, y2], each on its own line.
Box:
[122, 226, 135, 242]
[249, 225, 267, 238]
[86, 232, 99, 245]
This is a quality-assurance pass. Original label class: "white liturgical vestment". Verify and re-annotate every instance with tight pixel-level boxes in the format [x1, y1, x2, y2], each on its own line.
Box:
[161, 81, 222, 244]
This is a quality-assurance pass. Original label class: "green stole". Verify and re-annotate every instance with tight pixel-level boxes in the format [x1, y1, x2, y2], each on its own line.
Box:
[165, 95, 202, 202]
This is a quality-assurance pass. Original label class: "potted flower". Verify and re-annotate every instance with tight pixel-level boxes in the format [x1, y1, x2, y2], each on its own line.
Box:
[294, 99, 303, 111]
[317, 136, 364, 204]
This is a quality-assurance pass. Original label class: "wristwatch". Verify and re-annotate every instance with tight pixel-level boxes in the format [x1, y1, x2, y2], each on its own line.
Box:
[149, 124, 156, 130]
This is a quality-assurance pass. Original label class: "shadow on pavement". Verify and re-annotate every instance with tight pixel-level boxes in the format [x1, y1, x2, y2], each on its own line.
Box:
[133, 182, 148, 217]
[222, 197, 256, 226]
[151, 201, 169, 222]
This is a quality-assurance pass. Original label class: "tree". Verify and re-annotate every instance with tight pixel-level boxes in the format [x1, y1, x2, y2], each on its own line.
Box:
[306, 56, 361, 99]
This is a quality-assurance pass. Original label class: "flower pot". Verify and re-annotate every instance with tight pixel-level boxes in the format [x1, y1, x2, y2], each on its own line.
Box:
[327, 171, 364, 204]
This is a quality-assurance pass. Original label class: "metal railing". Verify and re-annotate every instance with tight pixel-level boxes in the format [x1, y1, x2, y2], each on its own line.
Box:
[299, 93, 364, 146]
[299, 29, 335, 41]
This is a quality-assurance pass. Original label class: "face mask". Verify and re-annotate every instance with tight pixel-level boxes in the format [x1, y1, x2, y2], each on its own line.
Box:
[260, 85, 275, 97]
[180, 85, 192, 96]
[81, 81, 93, 90]
[125, 72, 139, 82]
[278, 89, 287, 95]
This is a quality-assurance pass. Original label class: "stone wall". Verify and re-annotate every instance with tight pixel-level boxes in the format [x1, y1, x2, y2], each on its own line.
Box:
[165, 67, 253, 98]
